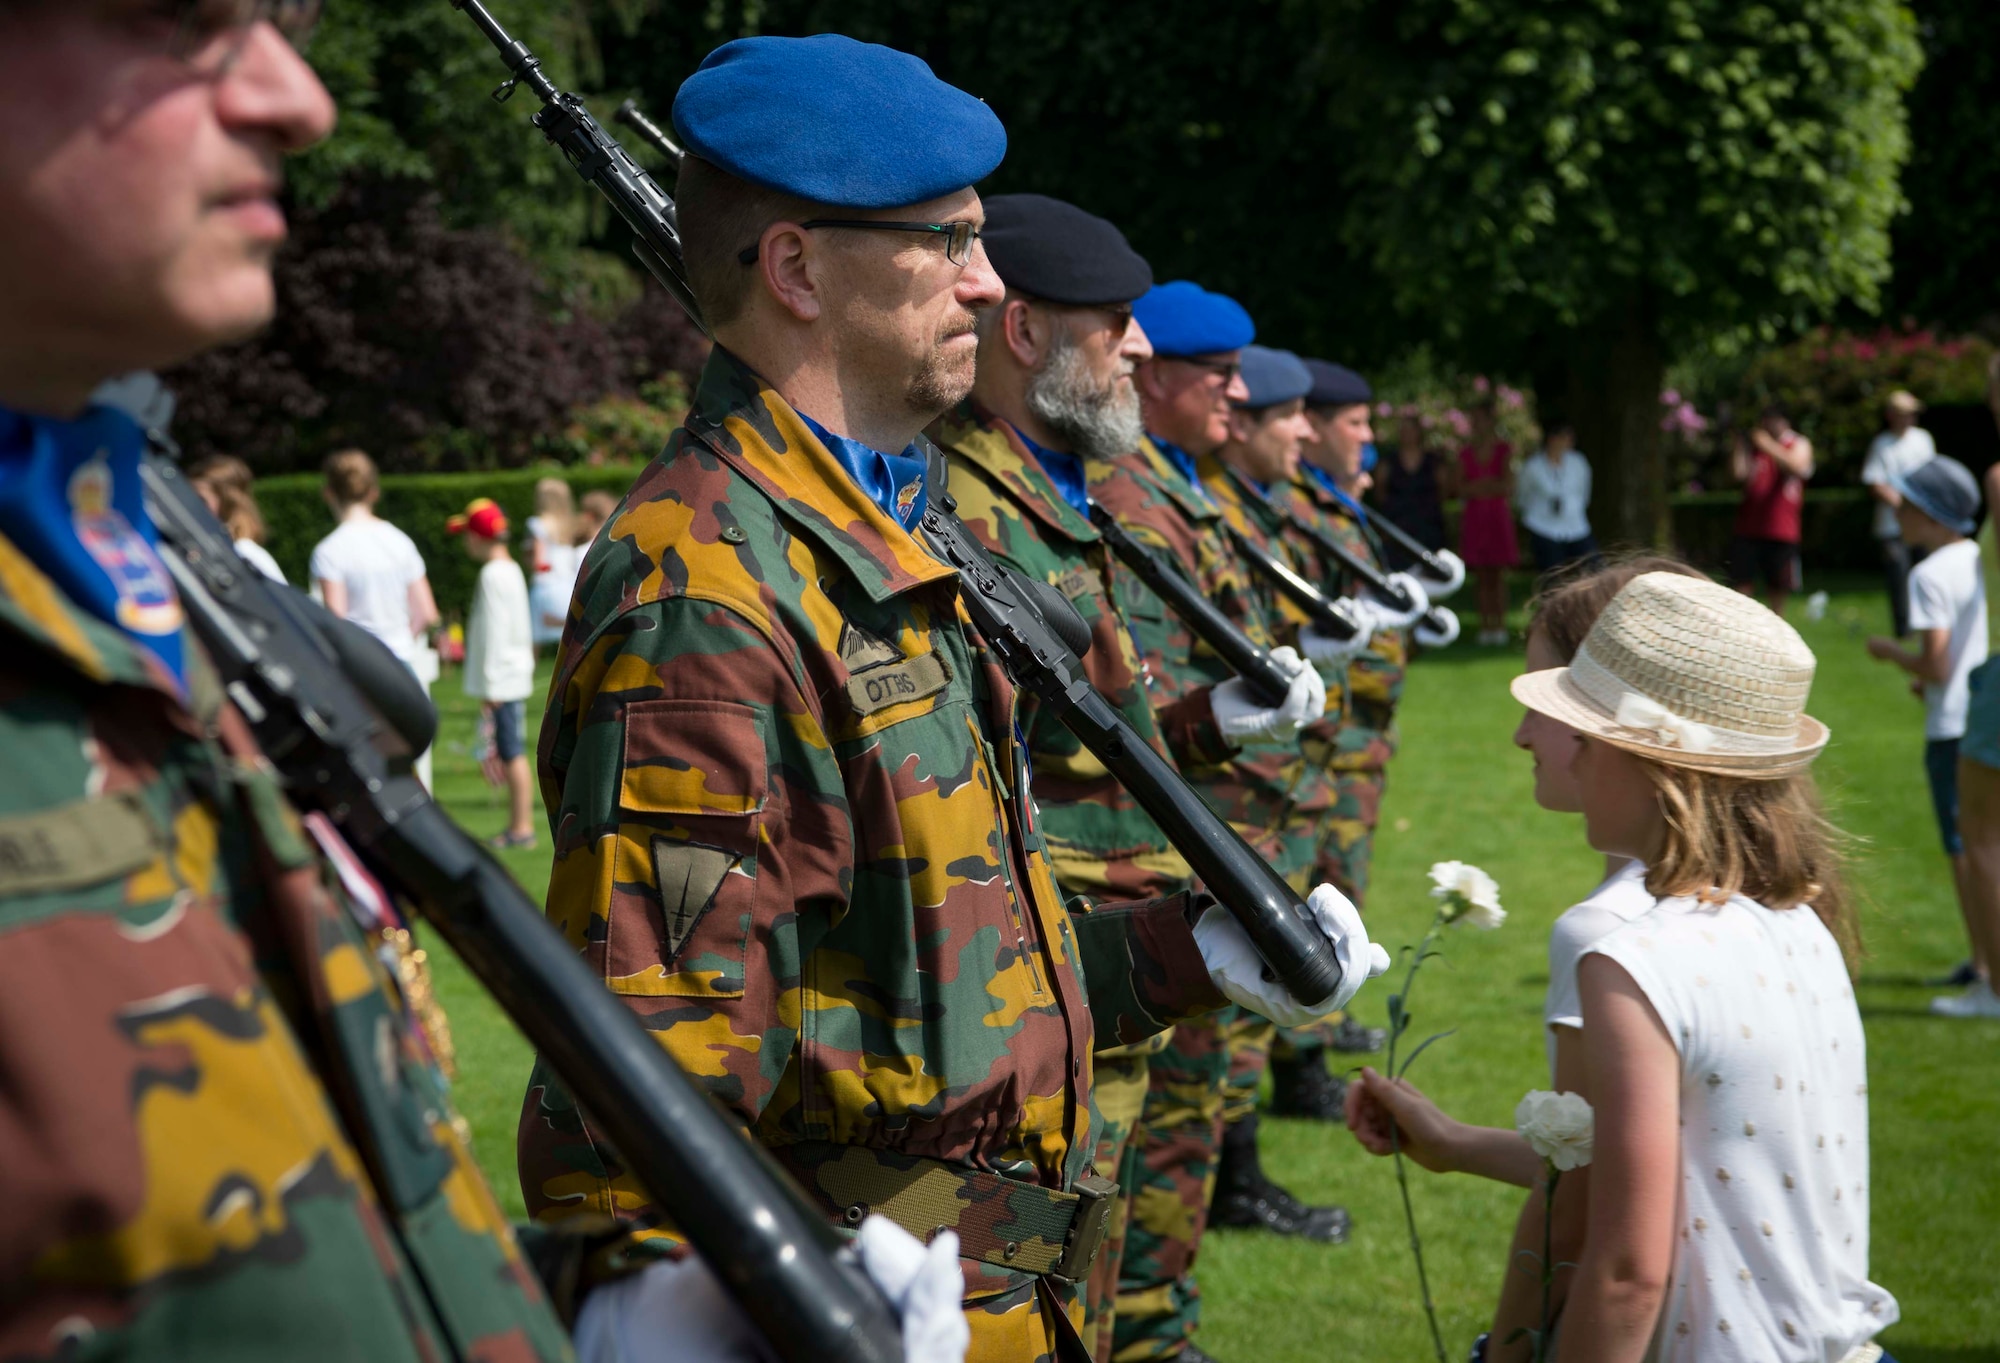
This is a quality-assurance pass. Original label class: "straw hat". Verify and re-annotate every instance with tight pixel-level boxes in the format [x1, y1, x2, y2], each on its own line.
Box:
[1511, 572, 1828, 778]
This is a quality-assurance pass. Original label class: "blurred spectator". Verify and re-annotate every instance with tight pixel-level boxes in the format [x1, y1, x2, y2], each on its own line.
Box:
[526, 476, 581, 648]
[1860, 389, 1937, 635]
[449, 498, 538, 850]
[1949, 355, 2000, 1007]
[187, 454, 285, 584]
[576, 488, 619, 548]
[1456, 398, 1518, 644]
[1515, 421, 1599, 574]
[1370, 407, 1454, 571]
[311, 449, 439, 664]
[1728, 403, 1814, 617]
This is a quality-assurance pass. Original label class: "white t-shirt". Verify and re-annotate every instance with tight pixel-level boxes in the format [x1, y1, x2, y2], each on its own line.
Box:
[1586, 896, 1896, 1363]
[1515, 449, 1594, 543]
[1543, 859, 1655, 1077]
[310, 515, 428, 662]
[234, 538, 287, 585]
[1907, 538, 1988, 739]
[465, 556, 536, 702]
[1860, 427, 1937, 539]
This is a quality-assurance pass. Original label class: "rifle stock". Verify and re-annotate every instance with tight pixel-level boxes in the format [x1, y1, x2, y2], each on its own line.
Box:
[1223, 524, 1362, 640]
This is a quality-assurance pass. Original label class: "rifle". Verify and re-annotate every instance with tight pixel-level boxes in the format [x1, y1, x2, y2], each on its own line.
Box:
[1228, 469, 1459, 641]
[614, 98, 686, 168]
[590, 94, 1343, 1000]
[1084, 504, 1294, 706]
[140, 454, 903, 1363]
[1222, 524, 1365, 642]
[921, 462, 1344, 1008]
[1365, 508, 1463, 594]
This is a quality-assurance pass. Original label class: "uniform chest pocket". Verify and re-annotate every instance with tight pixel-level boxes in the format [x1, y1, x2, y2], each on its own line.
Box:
[611, 699, 769, 999]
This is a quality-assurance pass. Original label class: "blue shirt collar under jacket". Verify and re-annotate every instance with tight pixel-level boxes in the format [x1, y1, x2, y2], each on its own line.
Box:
[1308, 463, 1368, 524]
[1016, 428, 1092, 520]
[0, 401, 186, 687]
[798, 411, 930, 532]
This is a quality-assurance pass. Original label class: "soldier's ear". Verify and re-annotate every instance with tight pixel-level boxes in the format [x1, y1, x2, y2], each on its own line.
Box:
[1000, 297, 1047, 369]
[755, 221, 822, 323]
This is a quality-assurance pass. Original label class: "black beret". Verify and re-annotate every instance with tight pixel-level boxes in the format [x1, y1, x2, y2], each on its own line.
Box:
[981, 194, 1153, 306]
[1303, 358, 1372, 409]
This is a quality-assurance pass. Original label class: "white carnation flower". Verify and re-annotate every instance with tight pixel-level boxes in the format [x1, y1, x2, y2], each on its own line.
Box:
[1428, 860, 1505, 930]
[1515, 1089, 1594, 1171]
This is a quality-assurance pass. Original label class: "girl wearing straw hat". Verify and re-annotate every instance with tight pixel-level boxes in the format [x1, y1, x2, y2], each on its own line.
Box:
[1511, 573, 1896, 1362]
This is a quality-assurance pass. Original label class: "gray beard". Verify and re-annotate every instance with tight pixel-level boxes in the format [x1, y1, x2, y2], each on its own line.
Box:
[1023, 333, 1144, 461]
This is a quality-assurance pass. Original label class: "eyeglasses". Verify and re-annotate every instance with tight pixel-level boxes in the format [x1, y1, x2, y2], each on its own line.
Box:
[737, 219, 982, 267]
[105, 0, 320, 75]
[1169, 355, 1241, 383]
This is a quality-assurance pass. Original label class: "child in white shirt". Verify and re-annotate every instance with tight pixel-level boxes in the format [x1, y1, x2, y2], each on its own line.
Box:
[450, 497, 537, 849]
[1865, 455, 1991, 1011]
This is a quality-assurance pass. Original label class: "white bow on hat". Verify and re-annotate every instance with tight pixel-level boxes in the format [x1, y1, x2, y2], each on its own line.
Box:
[1614, 692, 1715, 754]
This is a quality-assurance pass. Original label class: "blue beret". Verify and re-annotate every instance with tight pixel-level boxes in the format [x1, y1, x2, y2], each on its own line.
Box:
[1303, 358, 1372, 409]
[1234, 347, 1314, 409]
[982, 194, 1153, 305]
[672, 35, 1006, 209]
[1132, 280, 1255, 358]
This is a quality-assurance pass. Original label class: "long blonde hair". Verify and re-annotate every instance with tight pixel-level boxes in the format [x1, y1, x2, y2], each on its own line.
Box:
[187, 455, 267, 545]
[1643, 763, 1857, 968]
[533, 476, 576, 547]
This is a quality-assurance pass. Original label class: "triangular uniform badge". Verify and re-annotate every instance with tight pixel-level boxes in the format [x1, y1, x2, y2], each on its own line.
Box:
[651, 839, 740, 962]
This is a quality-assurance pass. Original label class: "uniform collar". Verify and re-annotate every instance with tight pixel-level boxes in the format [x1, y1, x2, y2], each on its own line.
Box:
[935, 403, 1100, 543]
[1203, 456, 1287, 536]
[1131, 435, 1220, 523]
[681, 348, 957, 605]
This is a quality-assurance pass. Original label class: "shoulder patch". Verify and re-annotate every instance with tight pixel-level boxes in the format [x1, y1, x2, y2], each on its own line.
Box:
[652, 839, 740, 962]
[0, 792, 160, 897]
[837, 621, 904, 672]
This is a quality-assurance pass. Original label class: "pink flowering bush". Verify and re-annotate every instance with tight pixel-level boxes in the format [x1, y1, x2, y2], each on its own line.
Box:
[1733, 326, 1995, 477]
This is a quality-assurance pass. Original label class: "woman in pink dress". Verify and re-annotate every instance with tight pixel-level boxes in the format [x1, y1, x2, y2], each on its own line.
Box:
[1457, 399, 1519, 644]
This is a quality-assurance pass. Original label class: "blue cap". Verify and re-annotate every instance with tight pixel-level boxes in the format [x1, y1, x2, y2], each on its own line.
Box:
[1895, 455, 1981, 536]
[1234, 347, 1313, 409]
[1132, 280, 1255, 358]
[672, 35, 1006, 209]
[1303, 358, 1372, 409]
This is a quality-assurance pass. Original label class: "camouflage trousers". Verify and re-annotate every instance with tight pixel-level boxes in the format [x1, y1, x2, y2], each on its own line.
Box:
[1084, 1037, 1165, 1362]
[966, 1280, 1084, 1363]
[1313, 768, 1387, 907]
[1110, 1009, 1233, 1361]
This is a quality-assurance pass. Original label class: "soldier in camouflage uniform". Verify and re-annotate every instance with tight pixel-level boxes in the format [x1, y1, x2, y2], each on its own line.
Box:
[1093, 303, 1346, 1363]
[0, 9, 574, 1358]
[1261, 361, 1417, 1122]
[1192, 347, 1370, 1253]
[521, 41, 1383, 1363]
[931, 196, 1325, 1362]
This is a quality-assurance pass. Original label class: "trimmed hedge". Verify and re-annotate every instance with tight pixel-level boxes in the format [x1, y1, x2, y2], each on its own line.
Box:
[253, 465, 1882, 621]
[257, 465, 650, 621]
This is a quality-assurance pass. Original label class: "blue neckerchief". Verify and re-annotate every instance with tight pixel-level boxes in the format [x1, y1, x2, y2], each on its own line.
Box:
[798, 412, 929, 531]
[1016, 429, 1092, 520]
[0, 402, 186, 686]
[1308, 463, 1368, 525]
[1151, 434, 1201, 489]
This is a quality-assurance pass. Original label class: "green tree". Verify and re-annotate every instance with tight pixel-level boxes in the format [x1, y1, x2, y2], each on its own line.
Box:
[1329, 0, 1923, 543]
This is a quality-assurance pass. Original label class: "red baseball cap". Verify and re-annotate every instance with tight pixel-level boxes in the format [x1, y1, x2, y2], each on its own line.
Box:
[446, 497, 508, 538]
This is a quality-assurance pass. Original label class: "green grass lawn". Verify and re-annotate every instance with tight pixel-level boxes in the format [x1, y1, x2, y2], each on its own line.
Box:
[421, 573, 1998, 1362]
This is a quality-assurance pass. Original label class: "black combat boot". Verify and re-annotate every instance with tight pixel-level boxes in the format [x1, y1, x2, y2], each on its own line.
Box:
[1328, 1014, 1388, 1053]
[1175, 1344, 1224, 1363]
[1269, 1048, 1349, 1121]
[1208, 1113, 1351, 1242]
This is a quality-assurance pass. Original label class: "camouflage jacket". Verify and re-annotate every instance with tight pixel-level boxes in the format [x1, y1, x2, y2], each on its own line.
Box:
[523, 352, 1226, 1298]
[0, 536, 569, 1360]
[1271, 475, 1405, 769]
[1085, 438, 1302, 852]
[933, 404, 1195, 907]
[1191, 456, 1337, 824]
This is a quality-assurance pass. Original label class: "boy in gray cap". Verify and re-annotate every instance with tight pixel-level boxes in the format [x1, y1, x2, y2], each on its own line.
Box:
[1866, 456, 1994, 1015]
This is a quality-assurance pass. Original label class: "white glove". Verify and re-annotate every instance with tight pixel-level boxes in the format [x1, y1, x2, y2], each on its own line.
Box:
[1298, 612, 1374, 668]
[1363, 571, 1431, 630]
[1412, 605, 1461, 649]
[1210, 645, 1325, 746]
[1419, 547, 1466, 600]
[1193, 883, 1392, 1026]
[573, 1217, 969, 1363]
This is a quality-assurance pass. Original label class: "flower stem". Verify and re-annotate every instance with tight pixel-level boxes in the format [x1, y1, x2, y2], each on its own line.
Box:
[1387, 910, 1450, 1363]
[1536, 1165, 1560, 1363]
